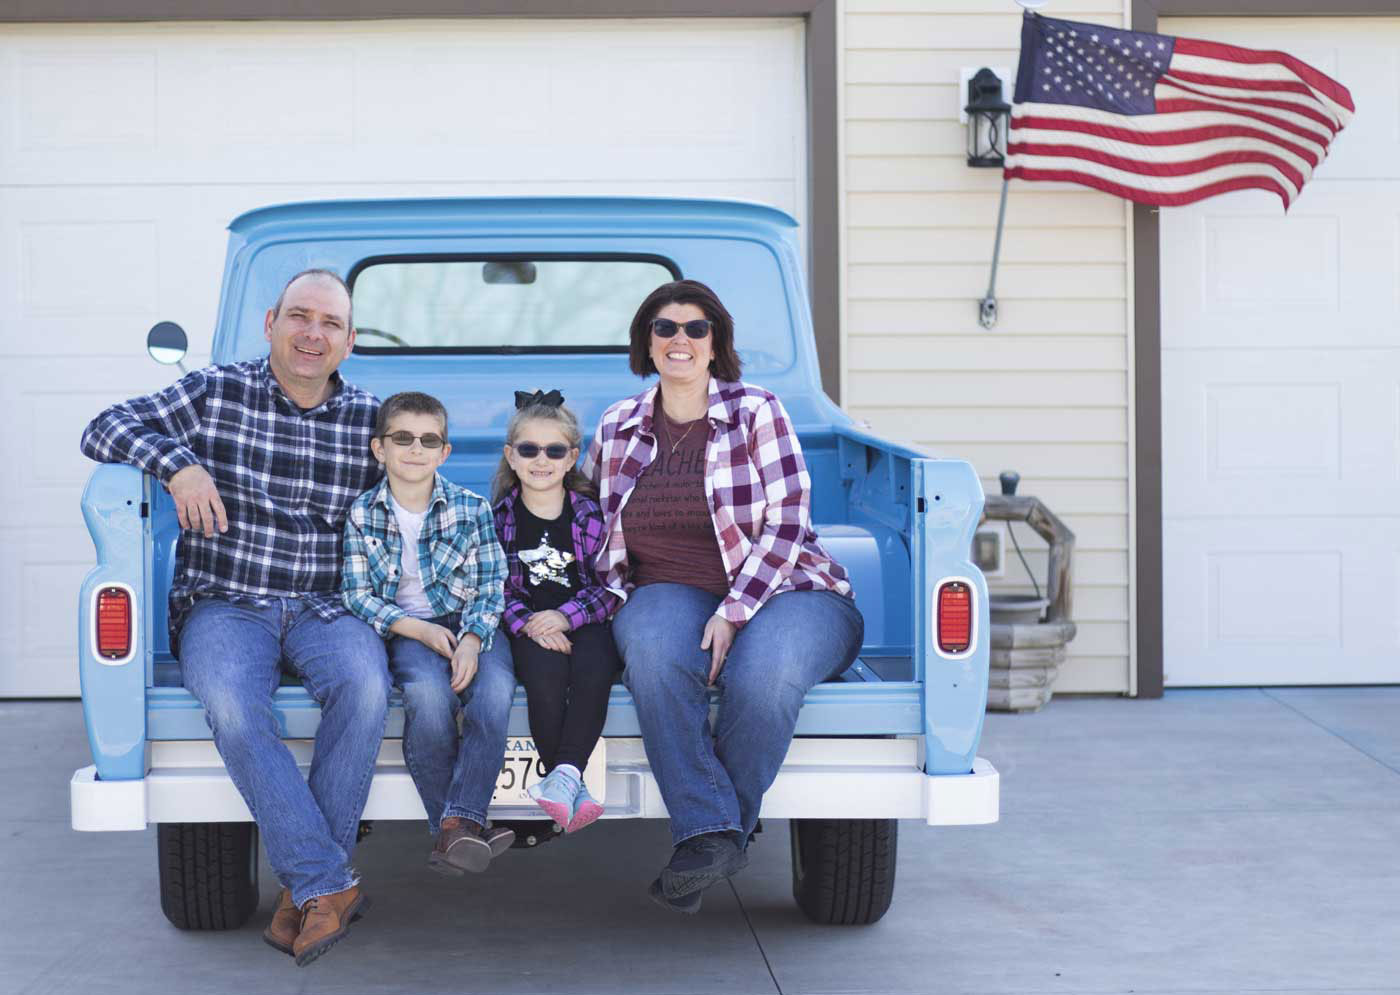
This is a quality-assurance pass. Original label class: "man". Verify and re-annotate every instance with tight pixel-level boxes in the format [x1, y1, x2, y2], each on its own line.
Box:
[81, 269, 386, 967]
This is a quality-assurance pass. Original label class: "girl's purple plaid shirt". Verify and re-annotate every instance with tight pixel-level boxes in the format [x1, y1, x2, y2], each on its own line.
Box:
[492, 487, 619, 637]
[582, 378, 853, 629]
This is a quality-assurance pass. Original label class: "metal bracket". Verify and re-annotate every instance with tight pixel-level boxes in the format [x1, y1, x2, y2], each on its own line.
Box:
[979, 176, 1011, 329]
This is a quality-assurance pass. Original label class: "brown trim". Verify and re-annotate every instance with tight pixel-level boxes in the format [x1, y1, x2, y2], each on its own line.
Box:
[1131, 0, 1388, 697]
[0, 0, 845, 401]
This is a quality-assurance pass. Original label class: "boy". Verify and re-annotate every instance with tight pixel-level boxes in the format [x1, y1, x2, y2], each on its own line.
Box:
[342, 391, 515, 874]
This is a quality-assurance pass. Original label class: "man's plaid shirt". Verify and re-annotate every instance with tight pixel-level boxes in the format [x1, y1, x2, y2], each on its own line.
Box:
[581, 378, 853, 628]
[80, 358, 382, 641]
[492, 486, 618, 637]
[342, 474, 504, 647]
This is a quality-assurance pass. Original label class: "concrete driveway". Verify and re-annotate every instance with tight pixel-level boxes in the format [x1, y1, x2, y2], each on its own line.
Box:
[3, 688, 1397, 995]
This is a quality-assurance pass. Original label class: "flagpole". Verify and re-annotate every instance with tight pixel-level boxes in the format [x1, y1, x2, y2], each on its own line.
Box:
[979, 175, 1010, 329]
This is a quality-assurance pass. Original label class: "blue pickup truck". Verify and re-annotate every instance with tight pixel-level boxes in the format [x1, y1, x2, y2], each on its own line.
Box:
[72, 197, 998, 929]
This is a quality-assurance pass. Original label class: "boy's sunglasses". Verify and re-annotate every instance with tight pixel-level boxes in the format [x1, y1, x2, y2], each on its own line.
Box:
[649, 318, 713, 340]
[383, 431, 446, 449]
[513, 442, 572, 460]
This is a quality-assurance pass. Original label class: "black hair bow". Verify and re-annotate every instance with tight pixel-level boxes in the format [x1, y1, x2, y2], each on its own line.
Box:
[514, 389, 565, 410]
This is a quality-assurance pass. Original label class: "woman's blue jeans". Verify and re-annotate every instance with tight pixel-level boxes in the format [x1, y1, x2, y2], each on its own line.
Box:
[611, 584, 864, 846]
[178, 597, 392, 908]
[387, 622, 516, 834]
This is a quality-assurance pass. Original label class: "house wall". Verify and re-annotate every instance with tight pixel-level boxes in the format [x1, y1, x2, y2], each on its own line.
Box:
[840, 0, 1135, 693]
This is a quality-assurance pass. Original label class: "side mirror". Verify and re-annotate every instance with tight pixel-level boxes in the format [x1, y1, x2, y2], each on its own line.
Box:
[147, 321, 189, 369]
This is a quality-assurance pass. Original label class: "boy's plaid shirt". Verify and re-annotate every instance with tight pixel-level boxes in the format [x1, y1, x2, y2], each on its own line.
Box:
[342, 474, 506, 646]
[492, 486, 618, 637]
[581, 378, 853, 628]
[79, 358, 381, 641]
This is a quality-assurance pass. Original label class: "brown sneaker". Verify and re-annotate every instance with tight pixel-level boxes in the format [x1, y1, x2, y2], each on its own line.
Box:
[262, 887, 299, 956]
[292, 885, 370, 968]
[428, 817, 515, 876]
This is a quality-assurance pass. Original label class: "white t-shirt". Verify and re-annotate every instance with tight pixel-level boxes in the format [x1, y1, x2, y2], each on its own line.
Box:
[389, 492, 434, 619]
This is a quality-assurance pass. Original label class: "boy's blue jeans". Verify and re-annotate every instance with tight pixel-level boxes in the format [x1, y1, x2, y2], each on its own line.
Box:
[387, 615, 515, 834]
[611, 584, 864, 847]
[178, 597, 391, 908]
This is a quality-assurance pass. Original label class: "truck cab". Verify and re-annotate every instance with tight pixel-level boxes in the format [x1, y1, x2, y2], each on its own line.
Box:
[73, 197, 998, 928]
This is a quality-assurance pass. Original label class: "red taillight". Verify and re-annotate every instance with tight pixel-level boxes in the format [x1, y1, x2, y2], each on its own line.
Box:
[937, 582, 973, 654]
[96, 587, 132, 660]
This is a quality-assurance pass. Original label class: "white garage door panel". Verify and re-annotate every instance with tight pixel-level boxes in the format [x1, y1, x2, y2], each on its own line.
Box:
[1163, 520, 1400, 687]
[1162, 17, 1400, 686]
[0, 19, 807, 697]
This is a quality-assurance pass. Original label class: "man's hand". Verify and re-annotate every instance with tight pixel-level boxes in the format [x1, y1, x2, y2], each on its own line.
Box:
[700, 615, 736, 686]
[168, 465, 228, 538]
[393, 618, 457, 659]
[450, 634, 481, 694]
[523, 610, 570, 639]
[530, 629, 573, 654]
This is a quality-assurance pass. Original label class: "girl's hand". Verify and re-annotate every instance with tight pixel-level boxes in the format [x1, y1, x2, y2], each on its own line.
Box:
[531, 630, 573, 654]
[700, 616, 736, 686]
[523, 610, 570, 638]
[450, 634, 481, 693]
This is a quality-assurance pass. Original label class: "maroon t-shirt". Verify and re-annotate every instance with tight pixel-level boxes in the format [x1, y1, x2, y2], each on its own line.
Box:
[622, 411, 731, 598]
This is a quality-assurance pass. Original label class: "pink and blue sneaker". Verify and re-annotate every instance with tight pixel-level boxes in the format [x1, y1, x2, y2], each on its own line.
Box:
[527, 767, 580, 829]
[566, 784, 604, 834]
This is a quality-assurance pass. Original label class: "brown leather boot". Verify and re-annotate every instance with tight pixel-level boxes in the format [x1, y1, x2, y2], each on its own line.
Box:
[292, 885, 370, 967]
[262, 887, 298, 956]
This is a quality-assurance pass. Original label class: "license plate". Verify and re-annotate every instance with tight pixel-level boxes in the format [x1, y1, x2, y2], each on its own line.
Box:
[490, 737, 607, 808]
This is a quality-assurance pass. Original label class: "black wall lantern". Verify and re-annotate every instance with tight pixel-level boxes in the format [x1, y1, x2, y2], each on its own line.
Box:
[965, 68, 1011, 168]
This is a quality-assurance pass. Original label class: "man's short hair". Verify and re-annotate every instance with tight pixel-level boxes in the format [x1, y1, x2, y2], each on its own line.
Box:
[374, 391, 449, 439]
[273, 268, 353, 330]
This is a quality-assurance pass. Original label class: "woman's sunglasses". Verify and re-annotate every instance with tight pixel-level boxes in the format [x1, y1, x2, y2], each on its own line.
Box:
[383, 431, 445, 449]
[649, 318, 713, 340]
[512, 442, 572, 460]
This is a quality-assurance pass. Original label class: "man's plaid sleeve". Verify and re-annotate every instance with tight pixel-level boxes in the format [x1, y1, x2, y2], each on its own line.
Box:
[79, 368, 209, 482]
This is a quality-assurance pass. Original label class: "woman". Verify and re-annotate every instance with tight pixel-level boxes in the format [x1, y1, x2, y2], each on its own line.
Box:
[583, 279, 864, 914]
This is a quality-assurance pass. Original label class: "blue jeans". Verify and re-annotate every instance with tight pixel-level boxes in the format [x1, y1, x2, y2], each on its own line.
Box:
[388, 620, 515, 833]
[612, 584, 864, 846]
[178, 597, 392, 908]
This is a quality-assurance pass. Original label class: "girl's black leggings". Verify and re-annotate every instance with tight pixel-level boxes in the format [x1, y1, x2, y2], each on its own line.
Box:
[509, 622, 621, 774]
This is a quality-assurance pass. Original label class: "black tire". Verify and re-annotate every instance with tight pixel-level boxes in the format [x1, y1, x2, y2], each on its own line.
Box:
[790, 818, 897, 925]
[158, 822, 260, 930]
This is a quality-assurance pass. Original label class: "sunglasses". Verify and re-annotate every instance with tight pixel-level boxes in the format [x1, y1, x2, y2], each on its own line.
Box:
[512, 442, 572, 460]
[649, 318, 713, 340]
[382, 431, 446, 449]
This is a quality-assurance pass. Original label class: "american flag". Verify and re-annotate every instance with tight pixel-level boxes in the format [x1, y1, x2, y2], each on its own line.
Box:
[1004, 13, 1354, 210]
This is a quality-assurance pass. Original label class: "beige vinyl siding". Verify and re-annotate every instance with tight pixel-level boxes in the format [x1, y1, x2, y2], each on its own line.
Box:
[841, 1, 1133, 693]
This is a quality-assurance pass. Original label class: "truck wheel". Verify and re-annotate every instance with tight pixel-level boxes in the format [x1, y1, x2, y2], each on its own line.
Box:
[789, 818, 897, 925]
[157, 822, 260, 930]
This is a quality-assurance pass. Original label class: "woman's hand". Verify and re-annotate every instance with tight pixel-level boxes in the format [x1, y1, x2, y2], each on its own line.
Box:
[531, 630, 573, 654]
[523, 610, 570, 639]
[701, 615, 736, 686]
[450, 634, 481, 694]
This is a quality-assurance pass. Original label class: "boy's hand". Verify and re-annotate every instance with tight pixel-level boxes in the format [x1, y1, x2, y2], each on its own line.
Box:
[531, 630, 573, 654]
[450, 634, 481, 693]
[523, 610, 570, 639]
[393, 618, 457, 659]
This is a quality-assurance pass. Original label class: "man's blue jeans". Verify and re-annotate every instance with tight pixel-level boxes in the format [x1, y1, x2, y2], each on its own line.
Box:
[611, 584, 864, 846]
[178, 597, 392, 908]
[386, 620, 516, 833]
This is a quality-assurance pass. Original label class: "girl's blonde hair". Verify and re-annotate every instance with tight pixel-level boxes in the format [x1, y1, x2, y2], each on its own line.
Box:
[492, 402, 597, 504]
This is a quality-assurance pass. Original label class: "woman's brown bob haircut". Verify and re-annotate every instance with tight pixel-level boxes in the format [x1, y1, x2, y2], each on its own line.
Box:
[628, 279, 743, 382]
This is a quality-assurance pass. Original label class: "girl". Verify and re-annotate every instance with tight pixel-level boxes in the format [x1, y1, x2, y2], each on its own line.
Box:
[492, 389, 621, 833]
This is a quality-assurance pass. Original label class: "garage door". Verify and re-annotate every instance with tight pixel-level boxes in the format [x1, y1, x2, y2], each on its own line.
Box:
[0, 18, 807, 696]
[1161, 17, 1400, 686]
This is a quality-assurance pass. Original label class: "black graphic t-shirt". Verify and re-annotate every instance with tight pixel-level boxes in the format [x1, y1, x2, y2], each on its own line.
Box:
[513, 495, 583, 612]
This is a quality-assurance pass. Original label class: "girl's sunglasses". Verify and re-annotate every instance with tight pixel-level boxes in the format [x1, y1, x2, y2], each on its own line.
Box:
[513, 442, 572, 460]
[383, 431, 445, 449]
[649, 318, 713, 340]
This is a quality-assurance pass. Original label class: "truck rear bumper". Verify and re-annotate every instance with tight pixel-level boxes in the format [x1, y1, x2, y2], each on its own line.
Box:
[72, 738, 998, 831]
